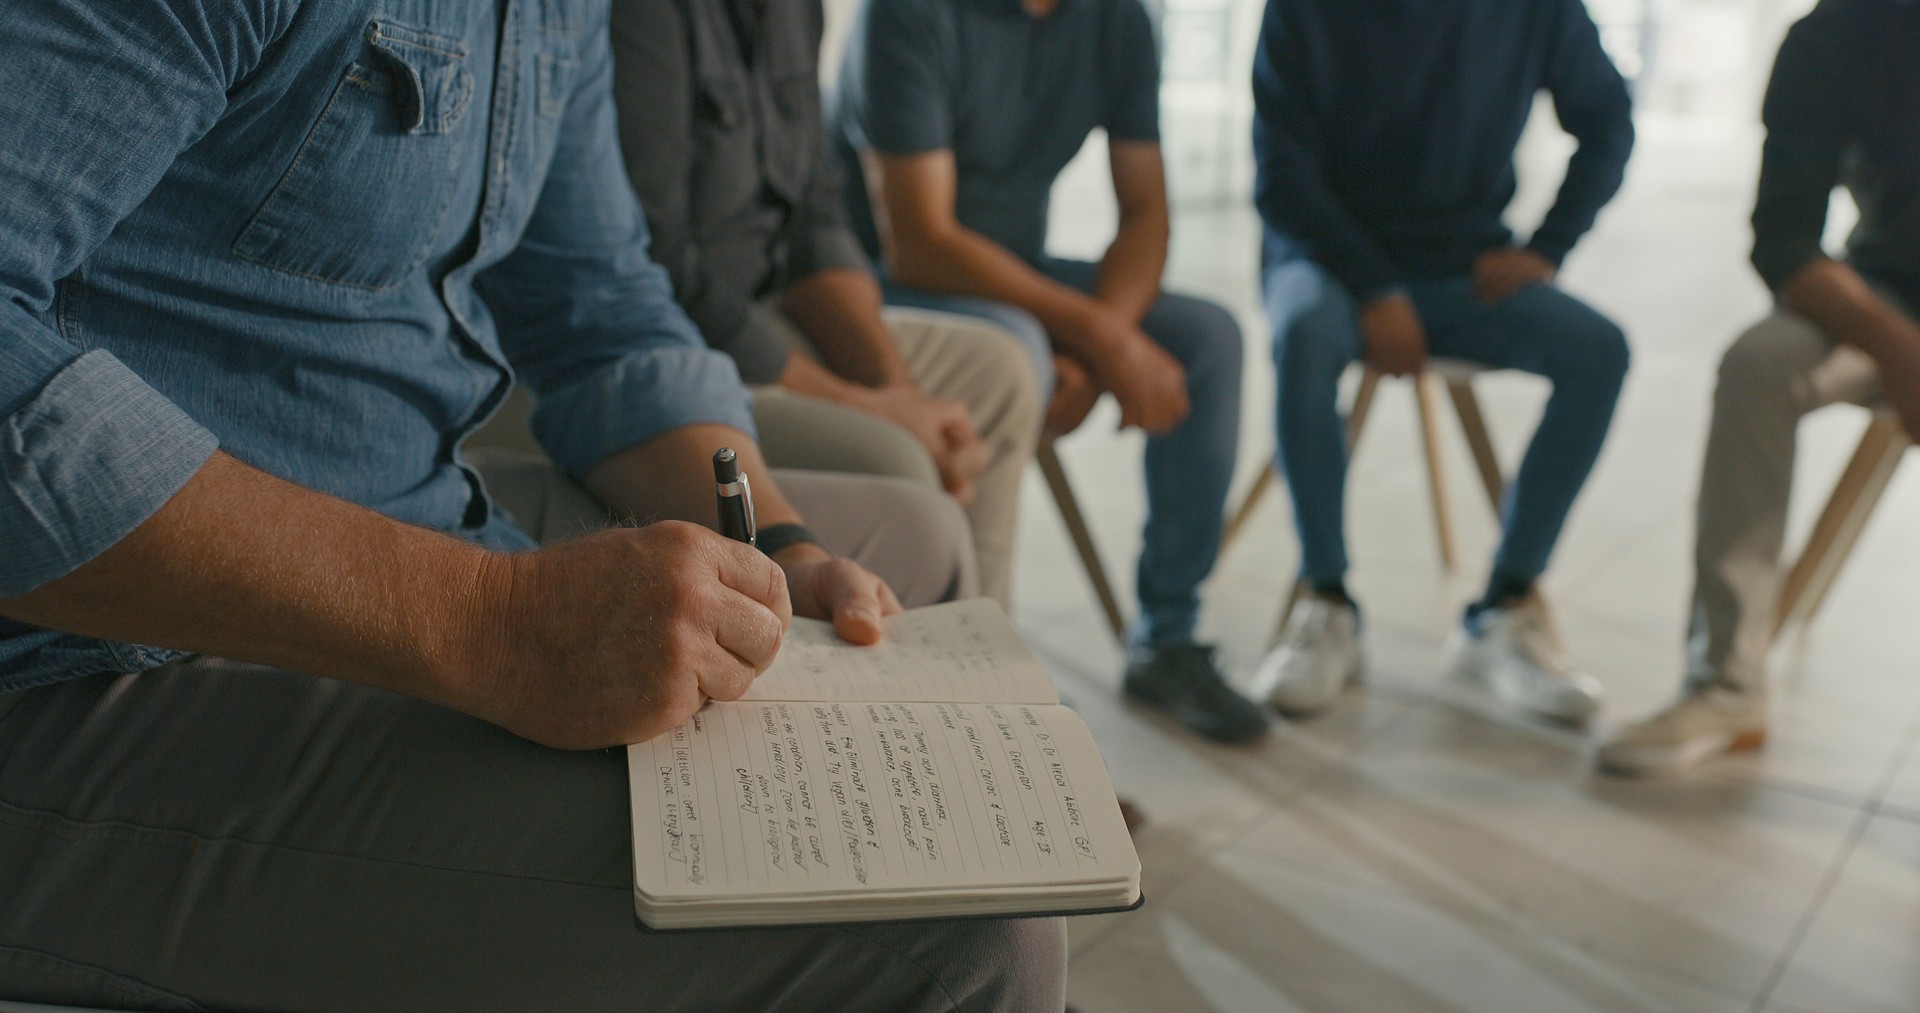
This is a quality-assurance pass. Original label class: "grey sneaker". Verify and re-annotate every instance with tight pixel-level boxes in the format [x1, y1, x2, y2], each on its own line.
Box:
[1453, 597, 1602, 725]
[1250, 593, 1363, 718]
[1598, 689, 1768, 777]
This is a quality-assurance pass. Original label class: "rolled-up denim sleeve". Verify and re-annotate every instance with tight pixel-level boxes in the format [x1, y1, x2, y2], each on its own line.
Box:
[480, 14, 754, 479]
[0, 1, 290, 596]
[0, 347, 218, 597]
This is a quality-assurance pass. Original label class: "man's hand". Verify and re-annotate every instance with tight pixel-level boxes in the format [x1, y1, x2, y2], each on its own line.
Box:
[1358, 293, 1428, 376]
[1473, 247, 1557, 306]
[771, 542, 903, 646]
[1044, 353, 1101, 437]
[1066, 305, 1189, 434]
[858, 385, 988, 504]
[480, 521, 792, 750]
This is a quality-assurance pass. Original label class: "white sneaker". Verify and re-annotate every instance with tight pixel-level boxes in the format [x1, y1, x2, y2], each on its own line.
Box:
[1453, 597, 1602, 725]
[1251, 593, 1363, 717]
[1598, 689, 1768, 778]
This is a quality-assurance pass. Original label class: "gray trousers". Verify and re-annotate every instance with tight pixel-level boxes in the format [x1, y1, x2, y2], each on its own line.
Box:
[0, 460, 1064, 1012]
[1690, 309, 1883, 695]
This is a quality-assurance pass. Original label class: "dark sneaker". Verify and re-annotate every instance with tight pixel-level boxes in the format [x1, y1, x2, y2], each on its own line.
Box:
[1123, 644, 1270, 744]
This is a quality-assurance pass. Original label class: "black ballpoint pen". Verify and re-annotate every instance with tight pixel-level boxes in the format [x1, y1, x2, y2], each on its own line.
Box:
[712, 447, 756, 546]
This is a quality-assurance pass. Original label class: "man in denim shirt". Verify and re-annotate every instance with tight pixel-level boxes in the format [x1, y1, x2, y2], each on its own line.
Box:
[0, 1, 1062, 1008]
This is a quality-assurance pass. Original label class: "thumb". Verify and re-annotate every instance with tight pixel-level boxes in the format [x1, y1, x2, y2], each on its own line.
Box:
[828, 569, 886, 645]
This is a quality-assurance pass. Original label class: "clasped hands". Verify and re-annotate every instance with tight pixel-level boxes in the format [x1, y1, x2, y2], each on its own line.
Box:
[1360, 246, 1557, 376]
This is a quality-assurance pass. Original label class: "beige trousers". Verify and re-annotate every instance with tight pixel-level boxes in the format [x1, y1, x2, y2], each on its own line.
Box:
[752, 307, 1041, 607]
[1691, 309, 1883, 695]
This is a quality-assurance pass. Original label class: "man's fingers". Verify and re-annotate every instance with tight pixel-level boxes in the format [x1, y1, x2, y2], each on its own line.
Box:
[823, 565, 887, 645]
[709, 532, 793, 628]
[694, 640, 761, 702]
[711, 585, 787, 675]
[876, 580, 903, 617]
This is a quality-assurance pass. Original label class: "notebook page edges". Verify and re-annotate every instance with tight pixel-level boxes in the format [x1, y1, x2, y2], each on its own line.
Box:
[629, 698, 1138, 907]
[740, 599, 1058, 705]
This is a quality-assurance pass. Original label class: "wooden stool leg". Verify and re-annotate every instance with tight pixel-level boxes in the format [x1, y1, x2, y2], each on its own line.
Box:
[1775, 418, 1908, 636]
[1413, 372, 1456, 570]
[1447, 378, 1506, 512]
[1347, 368, 1383, 450]
[1036, 442, 1129, 644]
[1219, 462, 1278, 557]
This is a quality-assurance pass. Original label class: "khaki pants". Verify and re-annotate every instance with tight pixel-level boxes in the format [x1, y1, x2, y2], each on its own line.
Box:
[1690, 309, 1883, 695]
[752, 307, 1041, 607]
[0, 459, 1065, 1012]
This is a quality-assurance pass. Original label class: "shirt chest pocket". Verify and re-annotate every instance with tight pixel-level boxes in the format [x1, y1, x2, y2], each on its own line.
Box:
[233, 21, 474, 291]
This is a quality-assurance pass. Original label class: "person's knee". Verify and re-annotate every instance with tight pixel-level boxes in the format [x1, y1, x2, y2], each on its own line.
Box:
[959, 321, 1046, 444]
[1573, 311, 1632, 388]
[1177, 296, 1246, 389]
[864, 476, 979, 606]
[1716, 314, 1824, 407]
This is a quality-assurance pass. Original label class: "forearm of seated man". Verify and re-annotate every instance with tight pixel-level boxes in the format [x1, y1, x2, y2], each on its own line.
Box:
[0, 448, 795, 750]
[1782, 258, 1920, 438]
[1092, 141, 1170, 324]
[870, 150, 1111, 354]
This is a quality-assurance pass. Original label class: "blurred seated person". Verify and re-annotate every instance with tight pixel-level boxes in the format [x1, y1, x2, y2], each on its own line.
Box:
[604, 0, 1040, 605]
[1248, 0, 1634, 725]
[1603, 0, 1920, 776]
[0, 1, 1063, 1008]
[833, 0, 1268, 745]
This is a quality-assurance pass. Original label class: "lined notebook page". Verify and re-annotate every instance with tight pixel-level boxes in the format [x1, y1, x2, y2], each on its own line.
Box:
[742, 599, 1058, 705]
[629, 700, 1129, 899]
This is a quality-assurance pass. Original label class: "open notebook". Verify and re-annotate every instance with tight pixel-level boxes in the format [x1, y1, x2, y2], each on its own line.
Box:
[627, 599, 1142, 930]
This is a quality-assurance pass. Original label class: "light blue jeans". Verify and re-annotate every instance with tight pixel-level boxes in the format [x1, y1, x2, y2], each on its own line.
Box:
[887, 258, 1244, 647]
[1263, 249, 1629, 589]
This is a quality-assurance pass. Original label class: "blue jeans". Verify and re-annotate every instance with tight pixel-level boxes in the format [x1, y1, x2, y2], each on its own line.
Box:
[886, 259, 1244, 646]
[1264, 253, 1628, 588]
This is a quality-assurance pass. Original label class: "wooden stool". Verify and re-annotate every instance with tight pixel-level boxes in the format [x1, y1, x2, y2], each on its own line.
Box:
[1218, 358, 1516, 642]
[1774, 409, 1911, 638]
[1035, 440, 1129, 645]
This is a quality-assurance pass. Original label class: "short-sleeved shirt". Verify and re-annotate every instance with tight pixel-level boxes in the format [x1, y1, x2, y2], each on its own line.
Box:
[833, 0, 1160, 267]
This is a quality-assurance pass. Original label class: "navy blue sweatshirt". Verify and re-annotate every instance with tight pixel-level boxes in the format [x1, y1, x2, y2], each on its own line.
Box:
[1753, 0, 1920, 308]
[1252, 0, 1635, 301]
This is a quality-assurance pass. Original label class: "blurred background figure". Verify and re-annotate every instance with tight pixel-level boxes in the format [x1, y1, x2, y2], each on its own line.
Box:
[1604, 0, 1920, 777]
[603, 0, 1043, 606]
[1246, 0, 1635, 727]
[834, 0, 1269, 745]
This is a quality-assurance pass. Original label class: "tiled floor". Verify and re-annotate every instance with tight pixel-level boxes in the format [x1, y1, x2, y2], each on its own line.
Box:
[1014, 105, 1920, 1013]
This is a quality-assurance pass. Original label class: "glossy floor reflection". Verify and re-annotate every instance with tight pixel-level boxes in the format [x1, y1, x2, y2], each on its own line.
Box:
[1012, 46, 1919, 1013]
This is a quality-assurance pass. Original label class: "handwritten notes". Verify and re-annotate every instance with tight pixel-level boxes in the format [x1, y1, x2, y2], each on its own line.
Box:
[631, 699, 1123, 899]
[742, 599, 1059, 706]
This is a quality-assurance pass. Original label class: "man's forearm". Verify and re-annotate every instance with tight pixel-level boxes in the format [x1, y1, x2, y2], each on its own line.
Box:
[1780, 258, 1920, 363]
[886, 221, 1097, 350]
[1094, 211, 1168, 324]
[583, 423, 809, 534]
[0, 452, 495, 705]
[778, 268, 911, 389]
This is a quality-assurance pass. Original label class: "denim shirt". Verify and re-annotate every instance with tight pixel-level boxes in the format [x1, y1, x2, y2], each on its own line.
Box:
[0, 0, 755, 690]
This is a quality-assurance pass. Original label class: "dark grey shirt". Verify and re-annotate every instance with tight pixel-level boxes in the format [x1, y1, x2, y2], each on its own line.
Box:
[833, 0, 1161, 267]
[611, 0, 868, 384]
[1752, 0, 1920, 309]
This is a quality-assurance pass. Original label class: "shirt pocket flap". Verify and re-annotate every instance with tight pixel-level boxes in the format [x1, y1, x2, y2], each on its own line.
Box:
[366, 20, 474, 135]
